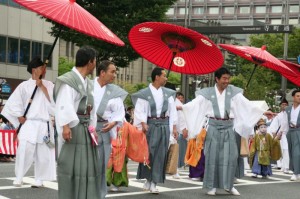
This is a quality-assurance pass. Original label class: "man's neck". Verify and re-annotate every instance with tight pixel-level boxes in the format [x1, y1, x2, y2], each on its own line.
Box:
[216, 85, 225, 94]
[151, 82, 161, 90]
[76, 67, 88, 79]
[293, 103, 300, 109]
[97, 77, 107, 87]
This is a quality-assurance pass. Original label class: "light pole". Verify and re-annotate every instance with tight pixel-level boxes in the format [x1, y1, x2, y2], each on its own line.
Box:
[281, 0, 289, 97]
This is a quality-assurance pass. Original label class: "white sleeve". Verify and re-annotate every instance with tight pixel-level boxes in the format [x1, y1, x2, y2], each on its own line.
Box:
[133, 98, 149, 130]
[168, 96, 178, 134]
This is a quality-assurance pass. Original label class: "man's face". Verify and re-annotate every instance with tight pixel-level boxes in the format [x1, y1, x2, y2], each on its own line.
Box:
[88, 58, 96, 75]
[102, 64, 116, 84]
[280, 102, 288, 111]
[32, 64, 46, 78]
[216, 74, 230, 91]
[157, 70, 168, 86]
[177, 95, 184, 103]
[259, 125, 267, 134]
[293, 92, 300, 105]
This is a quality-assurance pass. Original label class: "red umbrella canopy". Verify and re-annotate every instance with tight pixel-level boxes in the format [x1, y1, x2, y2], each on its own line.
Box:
[280, 60, 300, 86]
[219, 44, 295, 76]
[128, 22, 224, 75]
[14, 0, 124, 46]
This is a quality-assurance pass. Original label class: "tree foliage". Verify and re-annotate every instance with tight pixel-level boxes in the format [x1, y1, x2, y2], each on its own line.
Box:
[49, 0, 177, 67]
[58, 57, 74, 76]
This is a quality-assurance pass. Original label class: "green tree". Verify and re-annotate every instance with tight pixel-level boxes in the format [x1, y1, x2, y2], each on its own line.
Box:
[50, 0, 177, 67]
[58, 57, 74, 76]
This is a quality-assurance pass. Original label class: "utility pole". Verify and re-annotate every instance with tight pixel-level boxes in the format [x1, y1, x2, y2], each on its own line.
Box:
[281, 0, 289, 97]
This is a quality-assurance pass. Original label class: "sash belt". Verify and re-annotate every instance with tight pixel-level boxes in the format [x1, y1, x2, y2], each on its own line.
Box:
[148, 116, 169, 120]
[209, 117, 233, 121]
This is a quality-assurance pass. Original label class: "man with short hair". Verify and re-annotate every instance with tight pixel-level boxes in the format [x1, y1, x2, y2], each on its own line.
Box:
[1, 57, 56, 187]
[131, 67, 178, 194]
[182, 67, 271, 196]
[54, 46, 100, 199]
[90, 60, 128, 198]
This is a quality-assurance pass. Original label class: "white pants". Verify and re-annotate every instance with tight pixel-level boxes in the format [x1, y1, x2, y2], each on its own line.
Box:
[15, 140, 56, 183]
[277, 149, 290, 170]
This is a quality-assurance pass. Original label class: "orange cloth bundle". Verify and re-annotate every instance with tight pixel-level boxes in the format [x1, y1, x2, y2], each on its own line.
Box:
[185, 128, 206, 167]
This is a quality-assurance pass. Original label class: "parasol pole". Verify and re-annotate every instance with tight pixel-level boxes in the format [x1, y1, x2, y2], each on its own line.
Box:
[16, 27, 62, 135]
[245, 64, 258, 90]
[166, 52, 177, 78]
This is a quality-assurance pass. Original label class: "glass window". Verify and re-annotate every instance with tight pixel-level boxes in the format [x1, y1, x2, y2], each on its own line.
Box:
[224, 7, 234, 14]
[43, 44, 52, 68]
[32, 42, 42, 60]
[8, 0, 19, 7]
[289, 19, 299, 25]
[209, 7, 219, 14]
[270, 19, 282, 25]
[0, 36, 6, 63]
[166, 8, 174, 15]
[290, 5, 299, 13]
[239, 6, 250, 14]
[255, 6, 266, 14]
[179, 8, 187, 15]
[0, 0, 8, 5]
[257, 19, 266, 23]
[20, 40, 30, 65]
[194, 0, 204, 2]
[271, 6, 282, 13]
[194, 7, 204, 14]
[8, 38, 18, 64]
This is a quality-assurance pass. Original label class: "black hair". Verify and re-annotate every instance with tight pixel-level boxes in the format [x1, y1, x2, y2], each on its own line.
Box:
[214, 67, 231, 80]
[96, 60, 115, 76]
[292, 89, 300, 97]
[75, 46, 97, 67]
[176, 92, 184, 97]
[151, 67, 164, 82]
[27, 56, 44, 74]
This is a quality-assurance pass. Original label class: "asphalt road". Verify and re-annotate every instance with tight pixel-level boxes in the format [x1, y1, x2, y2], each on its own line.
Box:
[0, 161, 299, 199]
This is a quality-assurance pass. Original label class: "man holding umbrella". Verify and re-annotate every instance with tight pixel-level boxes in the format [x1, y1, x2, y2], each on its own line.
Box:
[54, 46, 100, 199]
[131, 67, 178, 194]
[1, 57, 56, 187]
[182, 67, 271, 196]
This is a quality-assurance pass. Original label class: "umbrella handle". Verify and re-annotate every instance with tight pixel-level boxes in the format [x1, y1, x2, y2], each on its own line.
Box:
[245, 64, 258, 90]
[167, 52, 177, 78]
[44, 26, 62, 65]
[16, 74, 43, 134]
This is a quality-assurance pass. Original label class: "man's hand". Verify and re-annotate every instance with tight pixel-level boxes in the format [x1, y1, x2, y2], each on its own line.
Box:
[18, 116, 26, 124]
[62, 125, 72, 142]
[141, 122, 149, 134]
[101, 121, 117, 133]
[182, 129, 188, 139]
[36, 79, 43, 88]
[176, 106, 182, 111]
[173, 127, 178, 140]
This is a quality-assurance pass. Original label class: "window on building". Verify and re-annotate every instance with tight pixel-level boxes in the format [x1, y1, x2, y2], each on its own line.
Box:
[271, 6, 282, 13]
[43, 44, 52, 68]
[239, 6, 250, 14]
[289, 18, 299, 25]
[194, 0, 204, 2]
[8, 37, 18, 64]
[8, 0, 19, 7]
[0, 36, 6, 63]
[257, 19, 266, 23]
[255, 6, 266, 14]
[178, 8, 186, 15]
[0, 0, 8, 5]
[32, 42, 42, 60]
[209, 0, 219, 2]
[270, 19, 282, 25]
[209, 7, 219, 14]
[194, 7, 204, 14]
[224, 7, 234, 14]
[166, 8, 174, 15]
[290, 5, 299, 13]
[20, 39, 30, 65]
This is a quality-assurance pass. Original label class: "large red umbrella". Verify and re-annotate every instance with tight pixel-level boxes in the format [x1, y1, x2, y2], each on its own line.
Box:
[14, 0, 125, 48]
[128, 22, 224, 76]
[219, 44, 295, 88]
[280, 60, 300, 86]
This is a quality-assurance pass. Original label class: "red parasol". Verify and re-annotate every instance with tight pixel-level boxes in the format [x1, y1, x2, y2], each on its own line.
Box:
[280, 60, 300, 86]
[128, 22, 224, 76]
[14, 0, 124, 47]
[219, 44, 296, 88]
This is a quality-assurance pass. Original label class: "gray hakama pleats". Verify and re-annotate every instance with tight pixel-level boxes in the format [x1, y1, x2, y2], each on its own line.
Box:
[286, 128, 300, 174]
[235, 132, 245, 178]
[97, 121, 112, 199]
[203, 119, 238, 190]
[178, 134, 187, 168]
[137, 118, 170, 183]
[57, 116, 101, 199]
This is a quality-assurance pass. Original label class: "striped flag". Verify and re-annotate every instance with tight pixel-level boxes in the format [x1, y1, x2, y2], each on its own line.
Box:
[0, 130, 17, 155]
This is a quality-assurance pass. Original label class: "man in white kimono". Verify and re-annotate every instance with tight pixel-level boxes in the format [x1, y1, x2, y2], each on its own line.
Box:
[280, 89, 300, 181]
[1, 57, 56, 187]
[131, 67, 178, 194]
[269, 98, 289, 174]
[182, 67, 270, 196]
[90, 60, 127, 198]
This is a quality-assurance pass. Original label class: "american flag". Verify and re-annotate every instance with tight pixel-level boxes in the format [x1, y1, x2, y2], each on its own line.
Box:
[0, 130, 17, 155]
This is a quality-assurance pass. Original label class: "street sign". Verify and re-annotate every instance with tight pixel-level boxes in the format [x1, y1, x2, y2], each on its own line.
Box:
[1, 83, 11, 94]
[298, 55, 300, 64]
[189, 25, 293, 34]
